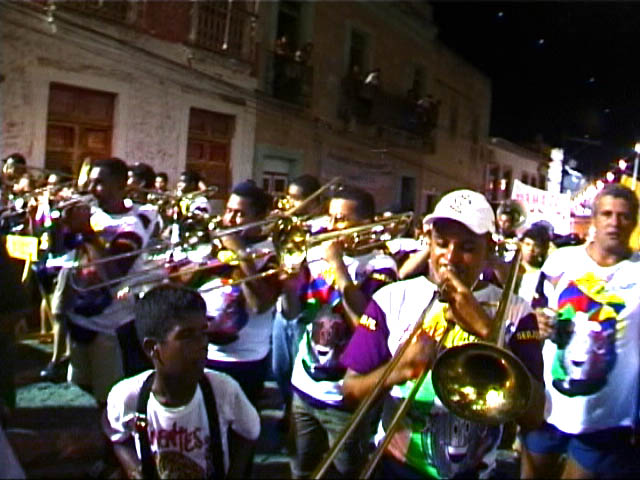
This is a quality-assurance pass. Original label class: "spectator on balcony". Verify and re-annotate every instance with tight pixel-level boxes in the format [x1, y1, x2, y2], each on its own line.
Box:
[360, 68, 381, 121]
[274, 34, 292, 58]
[294, 42, 313, 64]
[339, 65, 364, 126]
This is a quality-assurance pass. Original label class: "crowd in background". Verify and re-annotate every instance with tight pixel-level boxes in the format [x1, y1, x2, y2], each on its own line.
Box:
[1, 151, 639, 479]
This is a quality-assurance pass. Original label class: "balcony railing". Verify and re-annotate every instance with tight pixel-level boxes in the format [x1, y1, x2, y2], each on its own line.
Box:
[192, 0, 257, 64]
[59, 1, 131, 23]
[264, 50, 313, 108]
[338, 75, 439, 148]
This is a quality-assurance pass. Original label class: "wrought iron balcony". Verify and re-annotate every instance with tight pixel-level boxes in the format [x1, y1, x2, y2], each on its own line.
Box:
[264, 50, 313, 108]
[338, 75, 439, 147]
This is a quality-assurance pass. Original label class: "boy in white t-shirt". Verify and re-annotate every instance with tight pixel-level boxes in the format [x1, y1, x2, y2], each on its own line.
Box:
[104, 285, 260, 479]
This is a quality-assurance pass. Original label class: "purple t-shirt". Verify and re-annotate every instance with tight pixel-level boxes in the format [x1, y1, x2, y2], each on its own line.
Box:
[341, 278, 543, 381]
[340, 276, 543, 477]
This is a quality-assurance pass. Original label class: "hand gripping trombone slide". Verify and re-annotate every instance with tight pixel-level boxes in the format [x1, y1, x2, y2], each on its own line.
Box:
[311, 288, 448, 479]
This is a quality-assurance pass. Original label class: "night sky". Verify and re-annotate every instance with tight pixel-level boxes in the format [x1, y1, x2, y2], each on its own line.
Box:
[431, 2, 640, 179]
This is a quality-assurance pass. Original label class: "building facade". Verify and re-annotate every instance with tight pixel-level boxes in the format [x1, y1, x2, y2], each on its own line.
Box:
[482, 137, 549, 206]
[1, 0, 259, 209]
[1, 1, 493, 214]
[254, 1, 492, 214]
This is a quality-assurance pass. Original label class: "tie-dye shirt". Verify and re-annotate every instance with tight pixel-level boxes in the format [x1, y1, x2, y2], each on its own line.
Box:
[290, 246, 398, 407]
[541, 245, 640, 434]
[340, 276, 543, 478]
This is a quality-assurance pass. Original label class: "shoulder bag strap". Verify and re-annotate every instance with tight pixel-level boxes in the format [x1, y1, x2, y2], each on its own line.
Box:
[199, 374, 225, 479]
[136, 372, 158, 480]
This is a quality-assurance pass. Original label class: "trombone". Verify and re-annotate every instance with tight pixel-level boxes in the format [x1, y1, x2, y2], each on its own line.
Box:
[67, 212, 413, 294]
[312, 247, 531, 479]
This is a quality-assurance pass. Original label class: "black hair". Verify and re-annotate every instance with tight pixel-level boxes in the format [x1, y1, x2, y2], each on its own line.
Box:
[231, 179, 273, 217]
[156, 172, 168, 182]
[180, 170, 201, 188]
[92, 157, 129, 187]
[134, 284, 207, 343]
[130, 163, 156, 189]
[3, 153, 26, 165]
[331, 184, 375, 220]
[520, 224, 551, 247]
[593, 183, 639, 220]
[290, 174, 320, 198]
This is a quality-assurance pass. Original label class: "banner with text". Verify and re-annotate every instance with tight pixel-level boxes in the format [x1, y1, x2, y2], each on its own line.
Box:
[511, 179, 571, 235]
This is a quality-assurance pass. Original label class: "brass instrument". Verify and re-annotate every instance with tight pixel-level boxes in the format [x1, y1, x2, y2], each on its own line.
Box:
[431, 247, 532, 425]
[312, 247, 531, 479]
[67, 212, 413, 295]
[312, 289, 444, 479]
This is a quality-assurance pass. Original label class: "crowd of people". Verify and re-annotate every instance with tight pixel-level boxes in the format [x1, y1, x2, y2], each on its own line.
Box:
[1, 150, 640, 479]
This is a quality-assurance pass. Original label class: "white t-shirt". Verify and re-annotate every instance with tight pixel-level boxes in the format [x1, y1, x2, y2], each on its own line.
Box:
[199, 238, 276, 363]
[106, 369, 260, 478]
[291, 248, 398, 406]
[67, 206, 148, 334]
[541, 245, 640, 434]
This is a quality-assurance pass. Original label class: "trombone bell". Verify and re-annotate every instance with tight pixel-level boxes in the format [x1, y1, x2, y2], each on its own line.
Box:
[431, 338, 532, 425]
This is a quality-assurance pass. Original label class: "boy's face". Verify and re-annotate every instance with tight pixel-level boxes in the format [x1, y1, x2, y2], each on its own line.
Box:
[150, 314, 209, 379]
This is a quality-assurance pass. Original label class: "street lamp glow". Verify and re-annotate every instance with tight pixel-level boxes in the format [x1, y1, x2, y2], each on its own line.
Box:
[596, 180, 605, 190]
[606, 171, 615, 182]
[619, 159, 628, 170]
[635, 143, 640, 155]
[550, 148, 564, 162]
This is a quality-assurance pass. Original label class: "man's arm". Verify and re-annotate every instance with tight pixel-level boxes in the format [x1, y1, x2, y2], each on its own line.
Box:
[220, 233, 280, 313]
[226, 429, 256, 479]
[508, 310, 546, 431]
[342, 332, 436, 409]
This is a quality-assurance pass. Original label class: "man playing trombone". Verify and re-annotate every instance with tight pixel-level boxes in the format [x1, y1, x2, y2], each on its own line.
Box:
[284, 185, 398, 478]
[61, 157, 151, 405]
[197, 180, 280, 406]
[341, 189, 545, 479]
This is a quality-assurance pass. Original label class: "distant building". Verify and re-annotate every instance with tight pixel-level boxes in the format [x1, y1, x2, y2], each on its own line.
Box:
[482, 137, 549, 206]
[1, 1, 492, 213]
[255, 1, 492, 213]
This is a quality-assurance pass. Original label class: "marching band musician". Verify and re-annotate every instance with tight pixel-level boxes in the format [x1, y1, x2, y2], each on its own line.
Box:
[1, 153, 27, 208]
[271, 174, 325, 434]
[154, 172, 168, 193]
[175, 170, 212, 217]
[59, 157, 151, 405]
[127, 162, 155, 204]
[494, 200, 522, 263]
[283, 185, 398, 479]
[341, 189, 545, 479]
[196, 180, 280, 406]
[126, 162, 163, 241]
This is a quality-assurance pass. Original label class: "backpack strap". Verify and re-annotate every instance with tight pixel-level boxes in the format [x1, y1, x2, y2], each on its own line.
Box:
[135, 372, 158, 480]
[134, 372, 225, 479]
[199, 374, 225, 479]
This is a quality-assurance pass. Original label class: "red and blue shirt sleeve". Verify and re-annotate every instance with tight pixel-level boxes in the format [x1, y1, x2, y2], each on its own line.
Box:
[340, 299, 393, 374]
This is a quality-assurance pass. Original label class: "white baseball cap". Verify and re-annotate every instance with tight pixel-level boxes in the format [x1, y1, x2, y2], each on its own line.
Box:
[423, 189, 496, 235]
